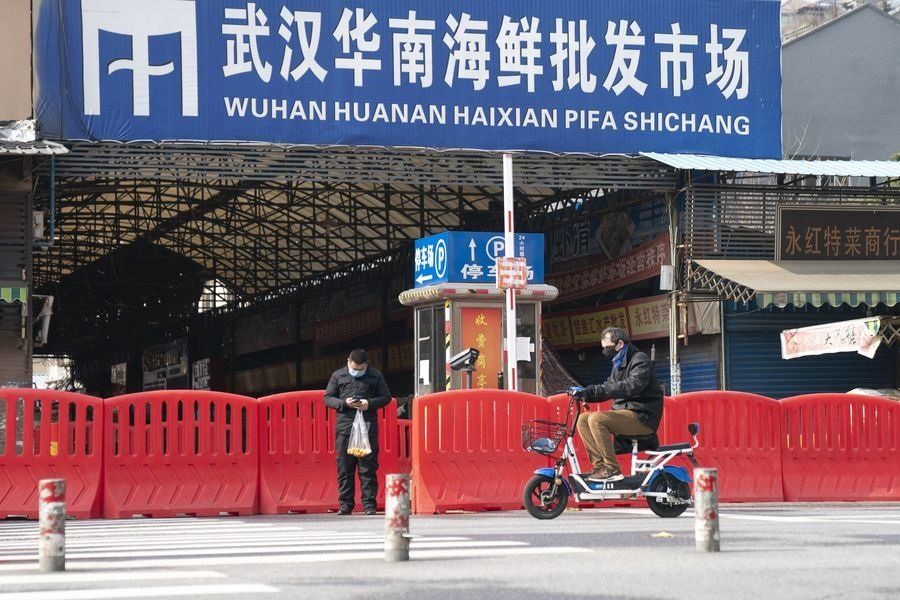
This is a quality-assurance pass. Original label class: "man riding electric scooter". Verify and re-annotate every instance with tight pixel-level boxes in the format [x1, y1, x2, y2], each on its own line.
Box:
[573, 326, 665, 483]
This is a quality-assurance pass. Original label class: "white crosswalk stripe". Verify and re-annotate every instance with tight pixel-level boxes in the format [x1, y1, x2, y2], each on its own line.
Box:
[0, 516, 591, 596]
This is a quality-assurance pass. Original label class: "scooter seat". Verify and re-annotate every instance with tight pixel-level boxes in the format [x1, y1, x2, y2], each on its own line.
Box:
[648, 442, 692, 453]
[613, 433, 659, 454]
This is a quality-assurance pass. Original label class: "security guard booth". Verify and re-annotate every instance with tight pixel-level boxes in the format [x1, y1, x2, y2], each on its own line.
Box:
[399, 231, 557, 396]
[399, 283, 558, 396]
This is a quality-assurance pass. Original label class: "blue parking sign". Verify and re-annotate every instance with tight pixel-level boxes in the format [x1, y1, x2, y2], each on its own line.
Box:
[414, 232, 544, 288]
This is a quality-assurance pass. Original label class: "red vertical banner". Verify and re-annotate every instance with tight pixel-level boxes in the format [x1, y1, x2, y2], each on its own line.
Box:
[460, 307, 502, 389]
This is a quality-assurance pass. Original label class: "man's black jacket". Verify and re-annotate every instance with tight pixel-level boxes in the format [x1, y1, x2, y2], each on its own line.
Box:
[324, 366, 392, 435]
[583, 344, 664, 430]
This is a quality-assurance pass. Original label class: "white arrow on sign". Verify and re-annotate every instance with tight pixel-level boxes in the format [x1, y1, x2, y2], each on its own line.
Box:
[416, 273, 433, 285]
[469, 238, 477, 262]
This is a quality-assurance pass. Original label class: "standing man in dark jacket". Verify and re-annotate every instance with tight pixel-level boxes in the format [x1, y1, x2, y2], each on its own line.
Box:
[575, 327, 664, 482]
[324, 348, 392, 515]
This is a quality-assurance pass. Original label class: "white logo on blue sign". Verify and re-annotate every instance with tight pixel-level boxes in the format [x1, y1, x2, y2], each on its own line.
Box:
[81, 0, 199, 117]
[486, 235, 506, 262]
[435, 238, 447, 278]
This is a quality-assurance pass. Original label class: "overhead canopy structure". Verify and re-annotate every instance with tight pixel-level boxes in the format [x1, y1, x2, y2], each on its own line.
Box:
[35, 144, 674, 300]
[689, 259, 900, 308]
[642, 152, 900, 178]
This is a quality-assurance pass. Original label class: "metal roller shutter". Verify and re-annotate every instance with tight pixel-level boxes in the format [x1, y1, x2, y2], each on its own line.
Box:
[0, 191, 30, 386]
[725, 308, 897, 398]
[653, 335, 720, 394]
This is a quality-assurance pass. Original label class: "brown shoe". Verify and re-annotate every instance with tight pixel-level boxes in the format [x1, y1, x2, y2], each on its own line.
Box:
[587, 466, 624, 482]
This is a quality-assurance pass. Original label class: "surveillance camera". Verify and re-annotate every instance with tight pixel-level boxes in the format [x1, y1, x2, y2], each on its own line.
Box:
[449, 347, 480, 371]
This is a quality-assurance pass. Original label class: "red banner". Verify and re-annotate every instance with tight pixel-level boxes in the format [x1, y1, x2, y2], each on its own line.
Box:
[546, 234, 669, 302]
[460, 307, 502, 389]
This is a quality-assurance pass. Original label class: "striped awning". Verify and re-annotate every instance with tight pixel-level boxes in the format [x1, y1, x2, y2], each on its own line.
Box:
[0, 286, 27, 304]
[690, 260, 900, 309]
[758, 291, 900, 309]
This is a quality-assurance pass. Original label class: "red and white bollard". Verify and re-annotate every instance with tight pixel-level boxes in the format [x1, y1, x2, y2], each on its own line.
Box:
[694, 468, 720, 552]
[384, 473, 410, 562]
[39, 478, 66, 571]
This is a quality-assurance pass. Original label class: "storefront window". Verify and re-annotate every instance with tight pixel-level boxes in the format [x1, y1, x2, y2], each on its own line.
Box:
[415, 306, 446, 396]
[514, 303, 538, 395]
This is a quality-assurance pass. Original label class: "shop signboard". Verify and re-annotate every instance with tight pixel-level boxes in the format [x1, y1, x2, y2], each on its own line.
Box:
[141, 338, 189, 390]
[543, 294, 698, 349]
[36, 0, 781, 157]
[546, 234, 668, 302]
[776, 206, 900, 260]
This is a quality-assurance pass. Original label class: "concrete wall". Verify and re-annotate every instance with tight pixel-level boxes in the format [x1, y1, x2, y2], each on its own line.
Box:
[782, 7, 900, 160]
[0, 0, 32, 120]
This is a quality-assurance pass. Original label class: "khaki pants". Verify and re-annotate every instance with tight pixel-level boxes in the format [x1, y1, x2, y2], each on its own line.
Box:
[576, 409, 654, 472]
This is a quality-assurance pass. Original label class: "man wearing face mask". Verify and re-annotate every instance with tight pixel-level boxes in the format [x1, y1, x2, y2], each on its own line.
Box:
[573, 327, 664, 482]
[324, 348, 392, 515]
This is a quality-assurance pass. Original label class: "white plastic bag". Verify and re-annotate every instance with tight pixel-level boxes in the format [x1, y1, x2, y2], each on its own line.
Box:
[347, 409, 372, 457]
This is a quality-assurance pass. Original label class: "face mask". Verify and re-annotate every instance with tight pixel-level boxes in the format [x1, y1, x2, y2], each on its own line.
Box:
[349, 367, 367, 378]
[602, 345, 618, 359]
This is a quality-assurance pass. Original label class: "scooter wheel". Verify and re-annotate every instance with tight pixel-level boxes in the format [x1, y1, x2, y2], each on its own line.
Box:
[646, 475, 689, 518]
[523, 474, 569, 520]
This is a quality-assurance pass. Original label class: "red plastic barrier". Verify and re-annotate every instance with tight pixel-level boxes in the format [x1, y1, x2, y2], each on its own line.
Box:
[664, 391, 784, 502]
[781, 394, 900, 502]
[258, 391, 407, 514]
[103, 391, 258, 518]
[383, 417, 412, 479]
[0, 389, 103, 519]
[411, 389, 549, 514]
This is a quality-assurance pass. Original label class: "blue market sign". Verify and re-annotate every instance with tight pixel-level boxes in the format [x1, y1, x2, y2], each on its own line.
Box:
[35, 0, 781, 157]
[414, 232, 544, 288]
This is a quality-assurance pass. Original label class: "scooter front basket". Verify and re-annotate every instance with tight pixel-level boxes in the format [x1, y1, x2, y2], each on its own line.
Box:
[521, 419, 568, 456]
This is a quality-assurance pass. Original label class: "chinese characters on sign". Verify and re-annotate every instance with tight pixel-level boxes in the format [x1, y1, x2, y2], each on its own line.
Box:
[219, 7, 754, 97]
[570, 307, 629, 345]
[546, 234, 669, 302]
[496, 256, 528, 290]
[780, 317, 882, 360]
[192, 358, 211, 390]
[549, 198, 668, 266]
[777, 206, 900, 260]
[39, 0, 782, 156]
[460, 307, 502, 389]
[542, 295, 698, 349]
[414, 232, 544, 288]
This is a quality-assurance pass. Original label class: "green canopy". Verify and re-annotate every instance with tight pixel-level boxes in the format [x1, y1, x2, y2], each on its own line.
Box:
[0, 285, 27, 304]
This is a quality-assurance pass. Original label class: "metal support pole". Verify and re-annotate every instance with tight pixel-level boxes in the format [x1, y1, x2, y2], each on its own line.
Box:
[39, 478, 66, 572]
[669, 292, 681, 395]
[502, 153, 518, 391]
[385, 473, 411, 562]
[694, 468, 720, 552]
[666, 192, 682, 396]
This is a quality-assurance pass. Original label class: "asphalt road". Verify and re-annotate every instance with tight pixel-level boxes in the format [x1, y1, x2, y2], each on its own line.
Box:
[1, 504, 899, 599]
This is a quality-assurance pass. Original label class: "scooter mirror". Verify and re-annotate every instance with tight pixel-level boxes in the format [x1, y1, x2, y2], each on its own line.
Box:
[688, 422, 700, 436]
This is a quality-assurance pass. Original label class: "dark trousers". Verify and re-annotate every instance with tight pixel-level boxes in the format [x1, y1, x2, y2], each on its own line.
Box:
[335, 431, 379, 510]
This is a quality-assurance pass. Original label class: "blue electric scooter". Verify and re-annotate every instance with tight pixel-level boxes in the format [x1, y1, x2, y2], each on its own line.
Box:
[521, 388, 700, 519]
